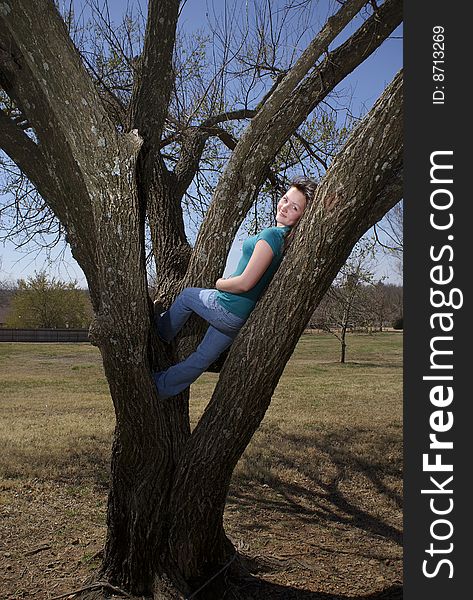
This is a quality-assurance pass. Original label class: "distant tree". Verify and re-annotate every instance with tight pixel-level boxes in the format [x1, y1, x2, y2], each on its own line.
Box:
[5, 271, 92, 328]
[365, 281, 403, 331]
[365, 281, 390, 332]
[0, 263, 15, 326]
[311, 239, 377, 362]
[375, 199, 403, 277]
[384, 282, 403, 328]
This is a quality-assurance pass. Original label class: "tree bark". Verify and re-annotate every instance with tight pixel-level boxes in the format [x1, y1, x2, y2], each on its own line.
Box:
[341, 334, 347, 364]
[1, 2, 189, 594]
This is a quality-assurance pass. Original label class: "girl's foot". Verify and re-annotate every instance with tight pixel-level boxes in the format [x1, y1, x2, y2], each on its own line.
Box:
[153, 300, 172, 345]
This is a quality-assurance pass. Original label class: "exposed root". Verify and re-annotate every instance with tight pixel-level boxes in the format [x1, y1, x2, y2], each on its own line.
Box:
[49, 580, 131, 599]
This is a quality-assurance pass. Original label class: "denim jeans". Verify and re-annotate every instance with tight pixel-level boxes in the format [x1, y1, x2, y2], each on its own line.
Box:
[154, 288, 246, 398]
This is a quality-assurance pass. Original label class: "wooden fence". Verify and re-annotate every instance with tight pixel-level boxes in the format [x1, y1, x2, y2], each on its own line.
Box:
[0, 328, 89, 343]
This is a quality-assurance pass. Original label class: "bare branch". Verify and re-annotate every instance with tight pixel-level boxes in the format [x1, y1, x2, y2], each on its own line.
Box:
[293, 131, 328, 170]
[0, 110, 55, 200]
[80, 51, 128, 126]
[130, 0, 180, 141]
[185, 0, 401, 286]
[201, 109, 257, 128]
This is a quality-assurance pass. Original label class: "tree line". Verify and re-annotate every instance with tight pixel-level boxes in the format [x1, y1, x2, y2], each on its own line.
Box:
[0, 271, 93, 328]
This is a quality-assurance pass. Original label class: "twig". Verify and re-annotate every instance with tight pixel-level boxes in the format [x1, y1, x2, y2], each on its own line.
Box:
[49, 580, 131, 600]
[24, 544, 52, 556]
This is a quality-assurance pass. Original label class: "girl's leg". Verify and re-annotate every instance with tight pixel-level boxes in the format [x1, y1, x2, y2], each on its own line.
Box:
[157, 288, 243, 342]
[154, 325, 234, 398]
[157, 288, 207, 342]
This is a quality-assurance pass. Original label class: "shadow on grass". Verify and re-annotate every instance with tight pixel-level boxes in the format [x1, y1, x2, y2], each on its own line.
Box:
[229, 578, 402, 600]
[340, 362, 401, 369]
[229, 426, 402, 547]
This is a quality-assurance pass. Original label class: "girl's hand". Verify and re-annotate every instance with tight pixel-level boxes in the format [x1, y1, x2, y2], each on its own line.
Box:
[215, 278, 225, 290]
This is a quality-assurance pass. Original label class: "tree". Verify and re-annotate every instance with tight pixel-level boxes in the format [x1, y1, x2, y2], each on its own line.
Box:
[364, 280, 403, 332]
[311, 239, 378, 362]
[375, 199, 404, 277]
[0, 0, 402, 596]
[0, 257, 15, 325]
[5, 271, 92, 328]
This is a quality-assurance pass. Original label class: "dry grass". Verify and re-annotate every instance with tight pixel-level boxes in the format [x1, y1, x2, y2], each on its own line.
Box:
[0, 332, 403, 599]
[0, 343, 112, 486]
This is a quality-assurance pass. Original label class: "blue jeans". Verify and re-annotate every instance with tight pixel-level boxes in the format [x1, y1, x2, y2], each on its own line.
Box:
[154, 288, 246, 398]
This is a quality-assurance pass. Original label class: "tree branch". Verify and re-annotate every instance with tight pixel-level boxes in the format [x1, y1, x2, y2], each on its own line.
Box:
[184, 0, 401, 288]
[165, 111, 257, 200]
[80, 51, 128, 127]
[1, 0, 152, 312]
[127, 1, 190, 297]
[293, 131, 329, 170]
[0, 0, 132, 292]
[200, 109, 257, 128]
[130, 0, 180, 142]
[0, 109, 59, 205]
[181, 0, 370, 278]
[0, 0, 118, 184]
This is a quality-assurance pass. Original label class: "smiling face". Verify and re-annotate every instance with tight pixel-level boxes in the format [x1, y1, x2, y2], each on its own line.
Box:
[276, 186, 307, 227]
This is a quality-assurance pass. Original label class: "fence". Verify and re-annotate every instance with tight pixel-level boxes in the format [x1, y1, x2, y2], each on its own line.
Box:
[0, 328, 89, 343]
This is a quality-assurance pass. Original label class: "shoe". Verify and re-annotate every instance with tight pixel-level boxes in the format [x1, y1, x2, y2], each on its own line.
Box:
[153, 301, 172, 345]
[153, 371, 172, 399]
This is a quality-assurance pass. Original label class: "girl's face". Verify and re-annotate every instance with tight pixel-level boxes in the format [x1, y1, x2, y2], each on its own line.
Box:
[276, 187, 307, 227]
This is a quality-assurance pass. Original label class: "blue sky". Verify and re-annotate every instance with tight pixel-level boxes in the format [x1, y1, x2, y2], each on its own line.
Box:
[0, 1, 402, 286]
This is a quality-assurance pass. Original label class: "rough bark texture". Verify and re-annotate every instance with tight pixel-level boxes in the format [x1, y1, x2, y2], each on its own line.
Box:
[0, 0, 402, 597]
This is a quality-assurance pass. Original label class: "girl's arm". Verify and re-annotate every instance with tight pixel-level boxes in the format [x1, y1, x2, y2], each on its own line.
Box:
[216, 240, 274, 294]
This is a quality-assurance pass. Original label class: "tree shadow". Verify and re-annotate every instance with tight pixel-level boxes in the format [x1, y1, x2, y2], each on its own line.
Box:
[342, 362, 401, 369]
[218, 424, 403, 598]
[228, 426, 402, 544]
[228, 578, 402, 600]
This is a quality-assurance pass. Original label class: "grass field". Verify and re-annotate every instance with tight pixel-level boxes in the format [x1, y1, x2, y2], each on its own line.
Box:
[0, 332, 403, 599]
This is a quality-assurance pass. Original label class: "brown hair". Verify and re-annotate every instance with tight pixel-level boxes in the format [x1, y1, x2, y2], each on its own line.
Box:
[283, 175, 317, 251]
[290, 175, 317, 205]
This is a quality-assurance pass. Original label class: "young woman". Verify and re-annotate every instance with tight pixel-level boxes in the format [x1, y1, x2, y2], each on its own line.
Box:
[153, 176, 316, 399]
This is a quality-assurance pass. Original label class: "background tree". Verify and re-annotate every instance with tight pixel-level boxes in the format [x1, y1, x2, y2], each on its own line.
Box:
[5, 271, 92, 328]
[311, 238, 378, 362]
[365, 280, 403, 331]
[383, 281, 403, 328]
[311, 280, 403, 336]
[0, 257, 15, 326]
[375, 198, 403, 278]
[0, 0, 402, 597]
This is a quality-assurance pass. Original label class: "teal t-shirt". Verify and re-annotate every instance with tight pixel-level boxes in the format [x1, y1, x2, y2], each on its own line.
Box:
[216, 226, 290, 318]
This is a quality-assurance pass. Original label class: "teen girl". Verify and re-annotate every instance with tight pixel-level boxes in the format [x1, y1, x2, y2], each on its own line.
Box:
[153, 176, 316, 398]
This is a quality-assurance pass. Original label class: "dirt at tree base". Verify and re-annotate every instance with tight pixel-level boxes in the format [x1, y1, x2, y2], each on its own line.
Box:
[0, 472, 402, 600]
